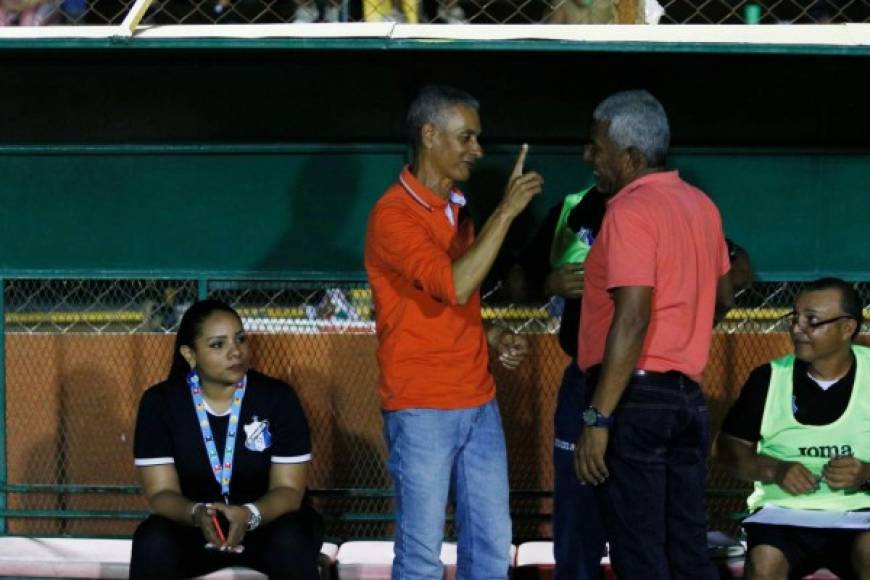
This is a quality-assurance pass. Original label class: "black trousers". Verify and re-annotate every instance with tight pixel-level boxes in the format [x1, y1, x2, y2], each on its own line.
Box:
[744, 523, 864, 580]
[130, 506, 323, 580]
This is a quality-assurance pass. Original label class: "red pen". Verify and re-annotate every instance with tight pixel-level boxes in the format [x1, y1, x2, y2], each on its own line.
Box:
[210, 511, 227, 544]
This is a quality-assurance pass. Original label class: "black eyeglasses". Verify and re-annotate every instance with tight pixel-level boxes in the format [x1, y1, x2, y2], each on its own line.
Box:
[783, 311, 855, 331]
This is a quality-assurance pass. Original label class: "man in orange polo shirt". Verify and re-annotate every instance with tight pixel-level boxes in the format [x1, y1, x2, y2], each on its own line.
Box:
[573, 90, 734, 579]
[364, 85, 543, 580]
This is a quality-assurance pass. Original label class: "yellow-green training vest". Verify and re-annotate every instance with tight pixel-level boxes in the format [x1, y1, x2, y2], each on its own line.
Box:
[747, 344, 870, 512]
[549, 188, 594, 268]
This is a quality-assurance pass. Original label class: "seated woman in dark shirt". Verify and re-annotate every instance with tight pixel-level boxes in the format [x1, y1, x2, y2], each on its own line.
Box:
[131, 299, 322, 579]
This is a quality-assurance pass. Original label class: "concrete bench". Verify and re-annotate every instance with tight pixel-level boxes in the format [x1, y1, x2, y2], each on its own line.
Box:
[335, 541, 454, 580]
[1, 536, 839, 580]
[0, 537, 339, 579]
[514, 541, 615, 580]
[513, 540, 840, 580]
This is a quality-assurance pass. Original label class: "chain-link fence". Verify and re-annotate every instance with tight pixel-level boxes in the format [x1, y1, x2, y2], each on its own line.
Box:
[1, 278, 868, 540]
[2, 0, 868, 27]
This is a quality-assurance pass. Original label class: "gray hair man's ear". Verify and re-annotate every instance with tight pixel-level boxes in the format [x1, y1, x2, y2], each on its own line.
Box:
[625, 146, 649, 172]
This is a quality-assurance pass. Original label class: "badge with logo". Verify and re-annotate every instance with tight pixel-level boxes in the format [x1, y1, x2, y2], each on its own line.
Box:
[577, 227, 595, 246]
[244, 416, 272, 452]
[547, 295, 566, 318]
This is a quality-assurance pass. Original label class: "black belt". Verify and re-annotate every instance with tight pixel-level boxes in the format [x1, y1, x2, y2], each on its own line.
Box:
[585, 365, 693, 388]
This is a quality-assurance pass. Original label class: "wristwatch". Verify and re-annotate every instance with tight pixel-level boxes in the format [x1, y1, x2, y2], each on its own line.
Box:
[190, 502, 205, 526]
[243, 503, 262, 531]
[582, 406, 613, 428]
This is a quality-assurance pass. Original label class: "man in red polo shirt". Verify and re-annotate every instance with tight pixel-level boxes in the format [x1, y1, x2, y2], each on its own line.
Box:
[364, 85, 543, 580]
[574, 90, 734, 579]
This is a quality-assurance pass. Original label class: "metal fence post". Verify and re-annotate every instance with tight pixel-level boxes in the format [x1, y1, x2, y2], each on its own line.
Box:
[198, 277, 209, 301]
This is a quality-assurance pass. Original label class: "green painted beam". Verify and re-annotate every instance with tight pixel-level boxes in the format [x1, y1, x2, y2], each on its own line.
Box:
[2, 36, 870, 57]
[0, 144, 409, 155]
[0, 509, 147, 519]
[0, 271, 369, 282]
[0, 485, 553, 498]
[0, 484, 141, 495]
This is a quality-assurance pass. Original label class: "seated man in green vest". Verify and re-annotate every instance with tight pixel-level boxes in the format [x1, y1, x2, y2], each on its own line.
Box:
[716, 277, 870, 580]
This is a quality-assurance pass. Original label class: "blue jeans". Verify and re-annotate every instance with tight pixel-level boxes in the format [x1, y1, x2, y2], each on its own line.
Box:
[383, 400, 512, 580]
[553, 361, 606, 580]
[596, 373, 718, 580]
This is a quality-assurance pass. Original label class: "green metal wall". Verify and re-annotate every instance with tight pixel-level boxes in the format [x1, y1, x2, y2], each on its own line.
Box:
[1, 42, 868, 279]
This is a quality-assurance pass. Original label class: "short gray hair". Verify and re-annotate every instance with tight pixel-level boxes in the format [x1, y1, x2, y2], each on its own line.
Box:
[407, 85, 479, 161]
[802, 277, 864, 339]
[593, 90, 670, 167]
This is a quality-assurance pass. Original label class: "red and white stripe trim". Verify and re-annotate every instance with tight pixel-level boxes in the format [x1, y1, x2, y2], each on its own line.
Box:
[399, 174, 466, 227]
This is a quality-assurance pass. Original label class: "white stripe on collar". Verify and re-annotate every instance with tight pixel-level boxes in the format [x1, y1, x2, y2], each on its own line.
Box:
[399, 174, 432, 211]
[399, 174, 466, 227]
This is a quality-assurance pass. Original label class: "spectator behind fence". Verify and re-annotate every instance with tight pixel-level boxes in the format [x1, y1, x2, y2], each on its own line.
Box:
[545, 0, 664, 24]
[0, 0, 61, 25]
[716, 278, 870, 580]
[573, 89, 734, 579]
[435, 0, 466, 23]
[131, 299, 323, 580]
[364, 84, 542, 579]
[292, 0, 341, 23]
[363, 0, 418, 22]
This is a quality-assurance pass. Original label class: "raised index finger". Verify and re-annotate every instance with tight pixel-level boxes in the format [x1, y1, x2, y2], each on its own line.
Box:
[511, 143, 529, 179]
